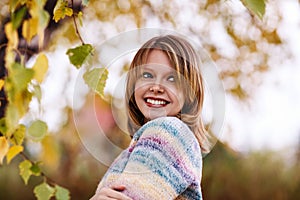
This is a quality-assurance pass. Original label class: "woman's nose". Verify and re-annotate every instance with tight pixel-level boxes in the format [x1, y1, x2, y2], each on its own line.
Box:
[149, 84, 164, 94]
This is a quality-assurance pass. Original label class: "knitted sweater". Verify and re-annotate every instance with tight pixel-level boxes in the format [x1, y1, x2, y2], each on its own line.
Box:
[96, 117, 203, 200]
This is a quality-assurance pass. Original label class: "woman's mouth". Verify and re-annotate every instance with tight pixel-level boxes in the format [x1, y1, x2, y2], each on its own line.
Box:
[145, 98, 169, 107]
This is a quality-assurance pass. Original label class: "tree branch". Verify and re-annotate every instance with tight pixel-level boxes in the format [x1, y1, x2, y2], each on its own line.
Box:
[71, 0, 85, 45]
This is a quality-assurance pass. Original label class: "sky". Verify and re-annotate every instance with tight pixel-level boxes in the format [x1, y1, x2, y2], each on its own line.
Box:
[25, 0, 300, 155]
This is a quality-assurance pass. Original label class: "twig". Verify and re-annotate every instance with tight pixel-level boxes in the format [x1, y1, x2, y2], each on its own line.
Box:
[71, 0, 85, 45]
[20, 152, 57, 186]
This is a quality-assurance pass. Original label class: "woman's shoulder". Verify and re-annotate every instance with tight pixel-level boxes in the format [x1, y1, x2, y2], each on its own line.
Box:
[145, 116, 189, 130]
[133, 117, 199, 148]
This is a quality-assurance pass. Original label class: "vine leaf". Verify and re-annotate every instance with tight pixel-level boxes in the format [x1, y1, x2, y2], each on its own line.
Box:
[66, 44, 93, 68]
[32, 84, 42, 102]
[5, 105, 20, 136]
[30, 162, 42, 176]
[32, 53, 49, 83]
[82, 0, 90, 6]
[53, 0, 74, 23]
[5, 22, 19, 52]
[6, 145, 23, 164]
[12, 6, 27, 30]
[241, 0, 266, 19]
[0, 136, 9, 164]
[19, 160, 33, 185]
[9, 62, 34, 92]
[83, 68, 108, 98]
[10, 0, 27, 13]
[11, 124, 26, 145]
[22, 18, 38, 43]
[0, 118, 7, 134]
[34, 182, 55, 200]
[27, 120, 48, 141]
[5, 63, 34, 134]
[55, 185, 70, 200]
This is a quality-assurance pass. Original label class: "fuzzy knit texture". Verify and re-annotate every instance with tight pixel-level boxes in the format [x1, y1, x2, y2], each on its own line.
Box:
[96, 116, 203, 200]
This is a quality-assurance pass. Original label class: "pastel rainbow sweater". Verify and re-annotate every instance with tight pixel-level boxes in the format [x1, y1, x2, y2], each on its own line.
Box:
[96, 117, 203, 199]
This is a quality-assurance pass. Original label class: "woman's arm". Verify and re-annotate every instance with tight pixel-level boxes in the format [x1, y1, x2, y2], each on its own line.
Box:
[111, 117, 202, 200]
[90, 185, 132, 200]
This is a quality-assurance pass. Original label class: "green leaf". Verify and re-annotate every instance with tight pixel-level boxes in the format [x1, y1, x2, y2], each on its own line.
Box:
[34, 182, 55, 200]
[82, 0, 90, 6]
[11, 124, 26, 145]
[242, 0, 266, 19]
[9, 62, 34, 92]
[27, 120, 48, 141]
[32, 84, 42, 102]
[5, 105, 20, 136]
[66, 44, 93, 69]
[12, 6, 27, 30]
[38, 10, 50, 30]
[83, 68, 108, 98]
[30, 162, 42, 176]
[6, 145, 23, 164]
[19, 160, 32, 184]
[53, 0, 73, 23]
[0, 118, 7, 135]
[55, 185, 70, 200]
[37, 10, 50, 48]
[0, 136, 9, 165]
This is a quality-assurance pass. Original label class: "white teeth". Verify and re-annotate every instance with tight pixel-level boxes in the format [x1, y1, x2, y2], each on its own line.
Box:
[146, 99, 166, 105]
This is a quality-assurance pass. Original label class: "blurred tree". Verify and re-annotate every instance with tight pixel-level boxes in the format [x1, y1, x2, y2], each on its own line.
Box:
[1, 0, 299, 200]
[203, 142, 298, 200]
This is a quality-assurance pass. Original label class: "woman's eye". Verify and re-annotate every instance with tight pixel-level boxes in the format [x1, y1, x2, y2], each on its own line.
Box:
[142, 72, 153, 78]
[167, 75, 175, 82]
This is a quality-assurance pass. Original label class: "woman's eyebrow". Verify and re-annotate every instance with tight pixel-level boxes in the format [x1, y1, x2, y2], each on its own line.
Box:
[140, 65, 155, 72]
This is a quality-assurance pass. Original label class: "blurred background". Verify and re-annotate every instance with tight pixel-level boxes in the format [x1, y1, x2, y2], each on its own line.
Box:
[1, 0, 300, 199]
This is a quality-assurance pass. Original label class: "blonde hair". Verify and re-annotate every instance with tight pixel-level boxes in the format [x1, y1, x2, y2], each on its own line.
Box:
[125, 35, 210, 153]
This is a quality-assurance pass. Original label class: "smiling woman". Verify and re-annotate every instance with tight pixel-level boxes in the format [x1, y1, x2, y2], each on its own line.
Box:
[90, 34, 210, 200]
[134, 50, 185, 120]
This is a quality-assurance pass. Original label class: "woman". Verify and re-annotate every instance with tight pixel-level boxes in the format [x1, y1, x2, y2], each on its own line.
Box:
[90, 35, 210, 200]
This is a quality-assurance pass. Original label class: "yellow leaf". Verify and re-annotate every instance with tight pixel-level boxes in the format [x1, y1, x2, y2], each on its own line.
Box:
[4, 23, 18, 67]
[5, 22, 18, 49]
[0, 79, 4, 90]
[78, 11, 83, 26]
[53, 0, 73, 23]
[22, 18, 38, 43]
[0, 136, 9, 165]
[6, 145, 23, 164]
[5, 105, 19, 137]
[32, 54, 49, 83]
[27, 0, 49, 47]
[53, 9, 63, 22]
[11, 124, 26, 145]
[37, 10, 50, 48]
[65, 7, 73, 17]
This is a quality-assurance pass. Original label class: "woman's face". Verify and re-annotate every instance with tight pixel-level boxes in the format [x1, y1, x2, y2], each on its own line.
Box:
[134, 50, 185, 120]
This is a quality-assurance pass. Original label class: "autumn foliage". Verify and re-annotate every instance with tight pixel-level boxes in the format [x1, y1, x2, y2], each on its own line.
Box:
[1, 0, 299, 200]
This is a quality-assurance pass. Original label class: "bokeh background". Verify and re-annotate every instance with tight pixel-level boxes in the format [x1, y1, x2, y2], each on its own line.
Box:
[1, 0, 300, 199]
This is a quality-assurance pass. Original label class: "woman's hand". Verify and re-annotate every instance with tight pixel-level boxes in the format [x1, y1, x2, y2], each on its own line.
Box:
[89, 185, 132, 200]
